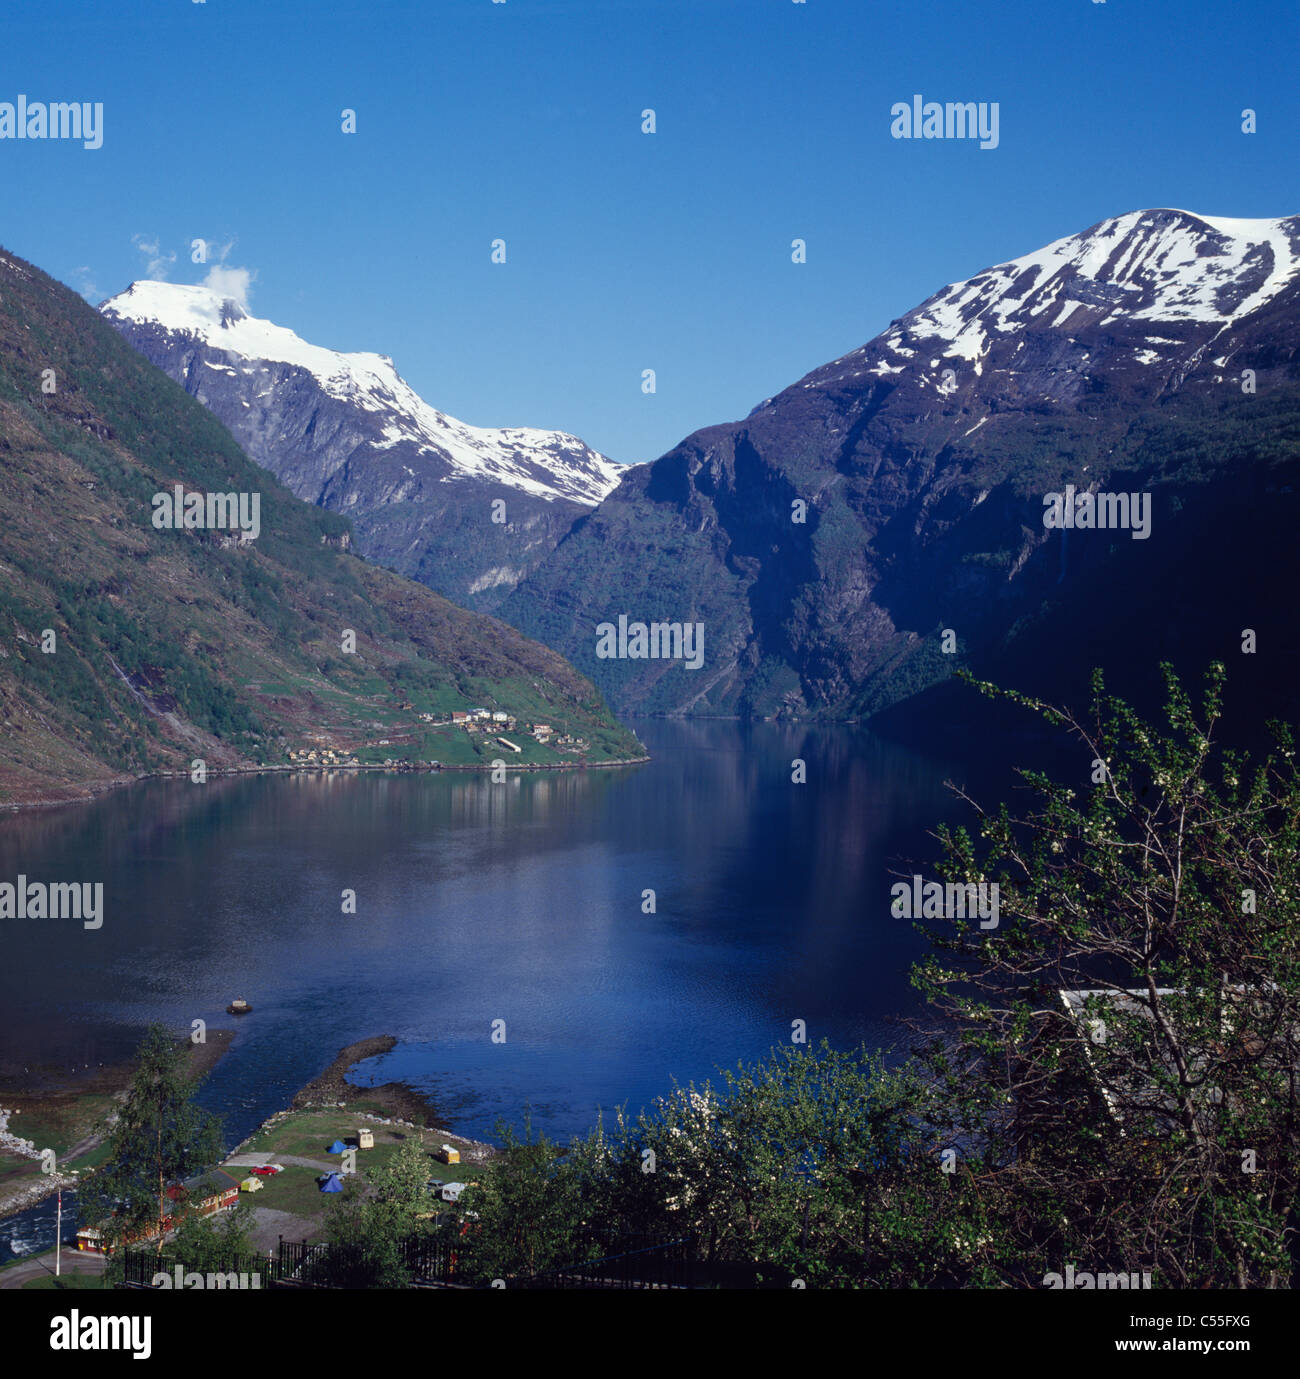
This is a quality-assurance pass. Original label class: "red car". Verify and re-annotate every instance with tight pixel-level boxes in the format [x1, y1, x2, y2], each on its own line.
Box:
[249, 1164, 283, 1176]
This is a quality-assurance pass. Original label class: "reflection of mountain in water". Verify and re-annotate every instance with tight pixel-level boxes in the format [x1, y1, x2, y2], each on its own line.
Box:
[0, 719, 1020, 1250]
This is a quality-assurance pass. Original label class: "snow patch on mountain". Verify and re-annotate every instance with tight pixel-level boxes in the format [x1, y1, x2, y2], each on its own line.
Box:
[100, 280, 623, 505]
[896, 209, 1300, 363]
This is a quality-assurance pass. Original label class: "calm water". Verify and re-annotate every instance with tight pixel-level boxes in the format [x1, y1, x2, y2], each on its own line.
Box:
[0, 717, 1013, 1257]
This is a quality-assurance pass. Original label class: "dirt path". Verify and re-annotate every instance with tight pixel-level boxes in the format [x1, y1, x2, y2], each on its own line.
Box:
[62, 1131, 103, 1162]
[225, 1153, 337, 1172]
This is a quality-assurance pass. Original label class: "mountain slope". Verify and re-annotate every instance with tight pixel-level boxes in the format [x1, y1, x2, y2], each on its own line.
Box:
[0, 248, 643, 806]
[500, 209, 1300, 720]
[101, 281, 623, 611]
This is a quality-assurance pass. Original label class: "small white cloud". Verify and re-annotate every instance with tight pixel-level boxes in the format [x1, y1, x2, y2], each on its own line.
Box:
[73, 266, 99, 301]
[201, 264, 255, 308]
[131, 233, 176, 280]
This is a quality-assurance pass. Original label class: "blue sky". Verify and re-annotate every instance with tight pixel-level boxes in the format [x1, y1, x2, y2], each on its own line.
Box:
[2, 0, 1295, 463]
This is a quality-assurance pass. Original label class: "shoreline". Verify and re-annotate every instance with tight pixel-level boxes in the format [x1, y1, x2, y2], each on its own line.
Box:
[0, 752, 651, 816]
[234, 1034, 496, 1162]
[0, 1030, 494, 1225]
[0, 1031, 236, 1221]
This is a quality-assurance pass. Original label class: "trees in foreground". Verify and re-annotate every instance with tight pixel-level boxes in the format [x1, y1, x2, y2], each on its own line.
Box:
[321, 1136, 435, 1287]
[910, 661, 1300, 1287]
[450, 662, 1300, 1287]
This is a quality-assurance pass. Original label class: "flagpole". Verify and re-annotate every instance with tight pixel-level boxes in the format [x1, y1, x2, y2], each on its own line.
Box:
[55, 1189, 62, 1276]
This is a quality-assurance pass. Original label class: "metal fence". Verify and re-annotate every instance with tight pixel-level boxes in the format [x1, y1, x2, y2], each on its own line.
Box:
[275, 1224, 468, 1287]
[519, 1234, 695, 1290]
[120, 1227, 695, 1290]
[119, 1248, 273, 1290]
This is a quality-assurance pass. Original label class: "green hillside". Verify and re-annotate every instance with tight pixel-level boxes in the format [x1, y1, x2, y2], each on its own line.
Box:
[0, 247, 644, 806]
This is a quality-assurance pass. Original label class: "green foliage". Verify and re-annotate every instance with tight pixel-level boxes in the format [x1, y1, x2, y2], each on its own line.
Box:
[911, 661, 1300, 1287]
[321, 1137, 435, 1288]
[79, 1026, 223, 1264]
[169, 1198, 257, 1271]
[454, 1120, 589, 1283]
[449, 1046, 975, 1288]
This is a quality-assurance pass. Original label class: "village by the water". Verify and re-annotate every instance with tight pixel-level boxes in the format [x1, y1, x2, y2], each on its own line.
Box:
[287, 705, 590, 770]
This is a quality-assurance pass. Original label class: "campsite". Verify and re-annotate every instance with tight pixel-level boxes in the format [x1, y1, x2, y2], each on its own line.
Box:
[220, 1108, 488, 1252]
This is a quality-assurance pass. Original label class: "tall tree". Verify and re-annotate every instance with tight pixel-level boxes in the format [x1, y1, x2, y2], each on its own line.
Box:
[79, 1025, 223, 1256]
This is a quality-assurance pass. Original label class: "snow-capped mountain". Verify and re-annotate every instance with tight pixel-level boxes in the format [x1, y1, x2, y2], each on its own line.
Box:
[103, 280, 622, 503]
[101, 280, 624, 609]
[774, 209, 1300, 407]
[502, 208, 1300, 720]
[900, 210, 1299, 351]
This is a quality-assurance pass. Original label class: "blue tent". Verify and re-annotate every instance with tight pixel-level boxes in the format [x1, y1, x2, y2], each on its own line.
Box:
[327, 1140, 347, 1154]
[319, 1172, 344, 1193]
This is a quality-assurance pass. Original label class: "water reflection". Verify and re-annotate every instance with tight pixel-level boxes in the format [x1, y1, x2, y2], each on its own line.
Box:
[0, 719, 1005, 1154]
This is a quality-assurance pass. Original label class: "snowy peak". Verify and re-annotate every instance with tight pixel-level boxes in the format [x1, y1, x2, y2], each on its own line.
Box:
[100, 280, 623, 506]
[101, 280, 398, 391]
[776, 209, 1300, 408]
[892, 209, 1300, 366]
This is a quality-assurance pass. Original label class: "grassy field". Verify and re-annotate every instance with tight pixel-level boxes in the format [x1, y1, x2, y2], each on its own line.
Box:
[0, 1155, 41, 1197]
[237, 1164, 332, 1220]
[229, 1108, 489, 1241]
[0, 1094, 119, 1212]
[237, 1109, 486, 1169]
[22, 1272, 107, 1291]
[5, 1094, 119, 1162]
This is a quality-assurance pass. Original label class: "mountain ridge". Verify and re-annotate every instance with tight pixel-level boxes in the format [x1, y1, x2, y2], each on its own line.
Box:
[101, 280, 627, 613]
[101, 279, 624, 505]
[500, 208, 1300, 721]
